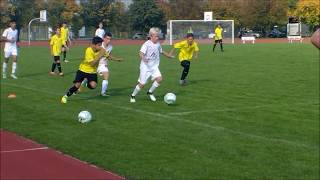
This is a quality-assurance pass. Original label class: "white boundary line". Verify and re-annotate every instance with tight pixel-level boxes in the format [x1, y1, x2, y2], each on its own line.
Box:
[2, 82, 319, 150]
[1, 147, 49, 153]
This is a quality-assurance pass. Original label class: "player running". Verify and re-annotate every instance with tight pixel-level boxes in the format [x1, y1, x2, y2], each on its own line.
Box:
[170, 33, 199, 85]
[49, 27, 64, 76]
[2, 20, 19, 79]
[97, 32, 123, 96]
[130, 27, 174, 103]
[61, 37, 105, 104]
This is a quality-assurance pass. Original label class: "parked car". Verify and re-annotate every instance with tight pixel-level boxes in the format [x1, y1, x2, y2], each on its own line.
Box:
[194, 31, 210, 39]
[132, 32, 147, 40]
[268, 29, 286, 38]
[238, 30, 261, 38]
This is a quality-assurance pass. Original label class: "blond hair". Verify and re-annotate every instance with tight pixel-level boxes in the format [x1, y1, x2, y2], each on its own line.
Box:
[149, 27, 160, 36]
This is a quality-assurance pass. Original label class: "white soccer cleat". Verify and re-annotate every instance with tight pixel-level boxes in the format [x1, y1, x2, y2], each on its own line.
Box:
[147, 92, 156, 102]
[64, 60, 70, 63]
[10, 74, 18, 79]
[130, 96, 136, 103]
[2, 74, 7, 79]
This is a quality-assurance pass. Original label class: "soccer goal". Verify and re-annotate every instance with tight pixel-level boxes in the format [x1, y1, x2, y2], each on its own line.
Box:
[165, 20, 234, 45]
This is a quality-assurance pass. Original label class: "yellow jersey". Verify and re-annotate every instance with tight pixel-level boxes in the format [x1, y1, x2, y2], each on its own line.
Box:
[79, 47, 100, 74]
[174, 40, 199, 61]
[60, 26, 69, 42]
[214, 27, 223, 40]
[50, 34, 64, 56]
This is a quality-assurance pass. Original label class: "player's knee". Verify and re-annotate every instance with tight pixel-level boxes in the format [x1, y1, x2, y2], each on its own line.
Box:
[74, 83, 81, 88]
[155, 77, 162, 83]
[87, 82, 97, 89]
[138, 83, 144, 89]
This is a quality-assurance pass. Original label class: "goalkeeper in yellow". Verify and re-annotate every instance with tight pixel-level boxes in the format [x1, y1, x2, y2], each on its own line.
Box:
[170, 33, 199, 85]
[213, 24, 224, 52]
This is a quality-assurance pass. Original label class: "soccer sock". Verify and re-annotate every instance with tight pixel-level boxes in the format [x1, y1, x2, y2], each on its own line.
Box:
[213, 44, 217, 51]
[132, 85, 141, 96]
[63, 51, 66, 60]
[148, 81, 159, 93]
[2, 62, 7, 74]
[181, 62, 190, 80]
[101, 80, 109, 94]
[66, 86, 78, 97]
[220, 43, 224, 51]
[12, 62, 17, 74]
[57, 63, 62, 73]
[51, 63, 56, 72]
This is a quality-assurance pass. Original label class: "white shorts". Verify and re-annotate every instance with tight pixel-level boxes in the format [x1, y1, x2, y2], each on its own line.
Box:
[138, 66, 161, 85]
[4, 46, 18, 58]
[97, 64, 109, 75]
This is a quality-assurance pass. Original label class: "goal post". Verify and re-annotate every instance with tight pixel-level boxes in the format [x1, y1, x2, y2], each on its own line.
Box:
[166, 20, 234, 45]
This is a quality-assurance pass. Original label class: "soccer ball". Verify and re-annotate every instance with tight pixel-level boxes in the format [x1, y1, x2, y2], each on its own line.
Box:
[164, 93, 176, 105]
[78, 111, 92, 123]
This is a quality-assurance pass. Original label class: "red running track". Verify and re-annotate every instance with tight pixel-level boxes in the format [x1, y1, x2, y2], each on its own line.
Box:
[0, 130, 125, 180]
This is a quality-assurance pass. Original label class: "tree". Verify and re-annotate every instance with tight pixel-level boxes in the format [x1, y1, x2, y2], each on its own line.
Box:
[289, 0, 320, 31]
[129, 0, 166, 33]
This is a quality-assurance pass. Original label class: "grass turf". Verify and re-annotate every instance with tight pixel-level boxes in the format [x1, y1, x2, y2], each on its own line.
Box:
[1, 43, 319, 179]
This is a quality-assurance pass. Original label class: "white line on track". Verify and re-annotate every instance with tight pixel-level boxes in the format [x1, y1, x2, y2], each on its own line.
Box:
[1, 147, 49, 153]
[2, 82, 319, 150]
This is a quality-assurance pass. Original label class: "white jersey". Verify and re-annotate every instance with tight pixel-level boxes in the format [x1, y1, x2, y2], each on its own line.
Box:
[2, 27, 18, 51]
[95, 28, 105, 39]
[99, 43, 113, 66]
[139, 40, 162, 69]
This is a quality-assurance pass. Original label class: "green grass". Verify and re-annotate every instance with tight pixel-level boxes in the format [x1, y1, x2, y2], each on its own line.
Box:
[1, 43, 319, 180]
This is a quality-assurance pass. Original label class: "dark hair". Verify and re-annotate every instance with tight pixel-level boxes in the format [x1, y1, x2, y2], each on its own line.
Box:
[92, 36, 103, 44]
[186, 33, 194, 38]
[10, 19, 16, 23]
[104, 32, 112, 38]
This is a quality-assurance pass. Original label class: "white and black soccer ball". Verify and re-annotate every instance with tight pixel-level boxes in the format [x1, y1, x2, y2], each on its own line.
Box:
[164, 93, 176, 105]
[78, 111, 92, 123]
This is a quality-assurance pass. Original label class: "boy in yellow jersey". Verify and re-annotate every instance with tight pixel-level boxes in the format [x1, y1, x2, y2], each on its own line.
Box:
[61, 37, 105, 104]
[60, 22, 70, 62]
[49, 27, 64, 76]
[213, 24, 224, 52]
[170, 33, 199, 85]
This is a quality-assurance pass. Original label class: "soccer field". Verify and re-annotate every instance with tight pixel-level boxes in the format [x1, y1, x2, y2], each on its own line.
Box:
[1, 43, 319, 179]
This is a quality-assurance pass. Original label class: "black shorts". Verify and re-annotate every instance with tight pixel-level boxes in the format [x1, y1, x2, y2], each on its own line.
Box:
[181, 60, 191, 67]
[215, 39, 223, 43]
[53, 56, 60, 62]
[73, 70, 97, 83]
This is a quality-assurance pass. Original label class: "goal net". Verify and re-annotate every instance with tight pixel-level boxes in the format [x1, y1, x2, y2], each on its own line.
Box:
[165, 20, 234, 45]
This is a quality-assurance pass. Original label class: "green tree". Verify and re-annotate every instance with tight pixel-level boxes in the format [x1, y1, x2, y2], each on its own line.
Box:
[289, 0, 320, 31]
[128, 0, 166, 33]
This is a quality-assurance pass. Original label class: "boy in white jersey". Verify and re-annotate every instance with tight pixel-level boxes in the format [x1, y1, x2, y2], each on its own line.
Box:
[2, 20, 19, 79]
[95, 22, 105, 39]
[130, 27, 174, 103]
[98, 32, 123, 96]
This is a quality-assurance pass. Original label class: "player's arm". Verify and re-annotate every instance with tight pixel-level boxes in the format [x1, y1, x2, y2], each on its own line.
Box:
[108, 54, 123, 62]
[194, 44, 200, 60]
[161, 51, 174, 58]
[49, 38, 54, 56]
[139, 51, 148, 62]
[89, 48, 106, 66]
[1, 31, 15, 43]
